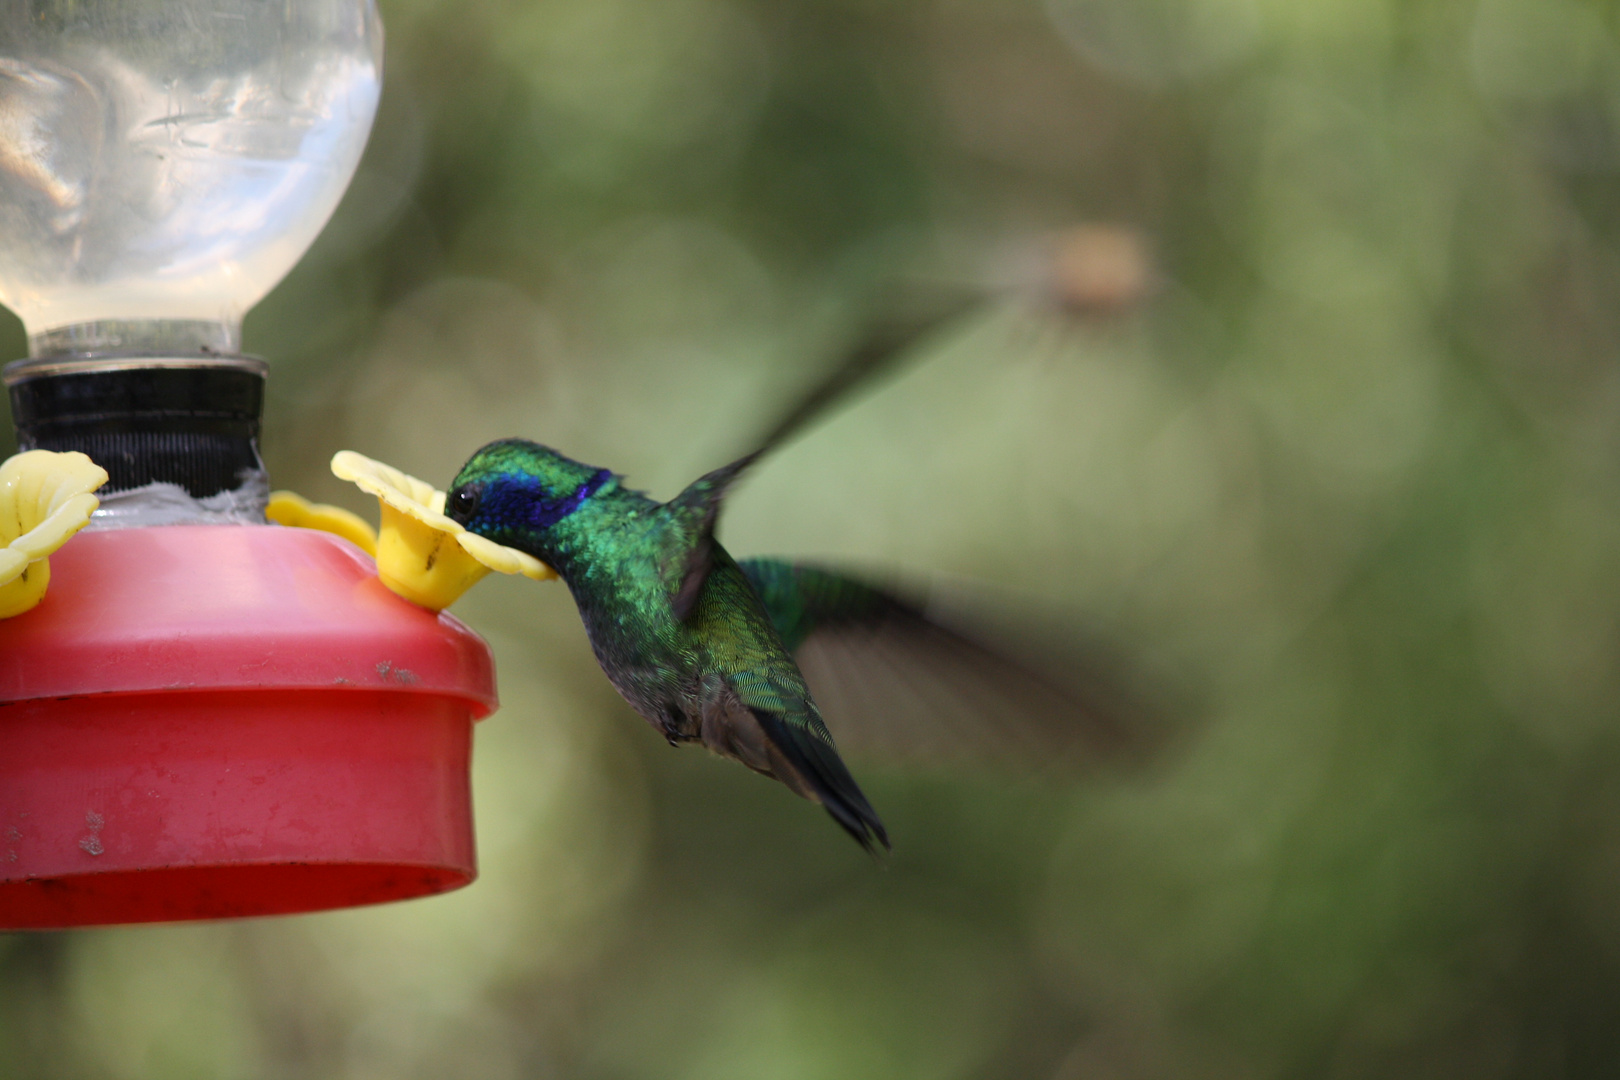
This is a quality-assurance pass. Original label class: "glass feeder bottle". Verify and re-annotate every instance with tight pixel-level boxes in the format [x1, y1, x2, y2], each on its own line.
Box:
[0, 0, 498, 928]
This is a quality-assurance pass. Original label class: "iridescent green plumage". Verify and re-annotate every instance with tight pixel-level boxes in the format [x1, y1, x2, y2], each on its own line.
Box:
[448, 439, 888, 850]
[444, 289, 1148, 849]
[735, 560, 896, 653]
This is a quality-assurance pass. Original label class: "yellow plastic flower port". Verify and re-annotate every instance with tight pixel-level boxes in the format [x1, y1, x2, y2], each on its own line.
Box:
[331, 450, 555, 611]
[266, 490, 379, 556]
[0, 450, 109, 619]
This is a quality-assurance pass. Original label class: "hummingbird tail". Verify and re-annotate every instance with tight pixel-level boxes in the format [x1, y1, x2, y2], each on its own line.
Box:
[751, 707, 890, 853]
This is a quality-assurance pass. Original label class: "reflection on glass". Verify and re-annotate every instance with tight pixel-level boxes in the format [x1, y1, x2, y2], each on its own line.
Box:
[0, 1, 382, 352]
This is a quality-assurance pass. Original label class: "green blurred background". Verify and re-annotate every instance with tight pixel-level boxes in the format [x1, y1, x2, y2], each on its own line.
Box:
[8, 0, 1620, 1075]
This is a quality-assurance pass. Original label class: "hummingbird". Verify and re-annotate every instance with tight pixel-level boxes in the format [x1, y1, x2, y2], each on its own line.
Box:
[444, 291, 1149, 850]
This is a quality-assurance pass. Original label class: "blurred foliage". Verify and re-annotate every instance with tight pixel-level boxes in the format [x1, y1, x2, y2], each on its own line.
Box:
[10, 0, 1620, 1076]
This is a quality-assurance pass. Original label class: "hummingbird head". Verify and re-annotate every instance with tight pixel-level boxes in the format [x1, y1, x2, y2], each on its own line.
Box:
[447, 438, 616, 561]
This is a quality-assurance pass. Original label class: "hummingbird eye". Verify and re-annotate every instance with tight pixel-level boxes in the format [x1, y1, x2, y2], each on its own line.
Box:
[449, 486, 480, 521]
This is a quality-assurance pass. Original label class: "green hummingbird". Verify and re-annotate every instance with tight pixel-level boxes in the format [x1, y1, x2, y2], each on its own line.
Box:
[443, 293, 1145, 850]
[446, 437, 895, 848]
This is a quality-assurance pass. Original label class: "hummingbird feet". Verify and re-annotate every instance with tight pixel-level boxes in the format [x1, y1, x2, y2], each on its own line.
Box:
[659, 707, 697, 748]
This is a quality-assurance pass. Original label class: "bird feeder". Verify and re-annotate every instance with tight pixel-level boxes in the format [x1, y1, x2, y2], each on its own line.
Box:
[0, 0, 499, 927]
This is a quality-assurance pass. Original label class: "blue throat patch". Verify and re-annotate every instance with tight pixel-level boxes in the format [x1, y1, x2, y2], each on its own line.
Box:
[525, 468, 614, 529]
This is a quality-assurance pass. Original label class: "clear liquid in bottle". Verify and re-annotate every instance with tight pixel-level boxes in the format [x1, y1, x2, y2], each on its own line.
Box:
[0, 1, 382, 352]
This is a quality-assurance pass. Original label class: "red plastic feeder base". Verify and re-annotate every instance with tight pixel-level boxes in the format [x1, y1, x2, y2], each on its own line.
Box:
[0, 526, 498, 929]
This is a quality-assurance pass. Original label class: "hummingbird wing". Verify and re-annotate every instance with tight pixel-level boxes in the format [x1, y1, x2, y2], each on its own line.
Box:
[661, 450, 763, 621]
[747, 287, 982, 454]
[738, 558, 1154, 769]
[661, 287, 981, 622]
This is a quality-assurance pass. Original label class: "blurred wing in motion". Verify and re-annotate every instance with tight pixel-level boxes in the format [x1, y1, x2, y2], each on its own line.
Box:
[671, 285, 979, 622]
[747, 285, 983, 457]
[737, 558, 1161, 770]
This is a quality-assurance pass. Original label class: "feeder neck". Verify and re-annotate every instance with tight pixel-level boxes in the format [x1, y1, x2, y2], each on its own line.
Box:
[4, 346, 269, 520]
[26, 319, 241, 360]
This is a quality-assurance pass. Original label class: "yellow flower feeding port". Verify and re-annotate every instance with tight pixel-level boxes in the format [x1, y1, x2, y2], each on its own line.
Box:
[0, 451, 108, 619]
[265, 490, 379, 556]
[329, 450, 554, 611]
